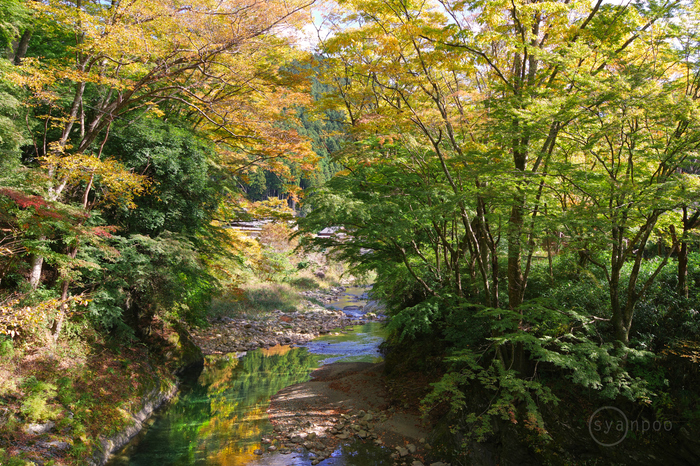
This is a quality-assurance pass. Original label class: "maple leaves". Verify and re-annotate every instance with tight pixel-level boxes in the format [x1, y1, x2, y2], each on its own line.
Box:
[0, 293, 89, 338]
[6, 0, 317, 203]
[311, 0, 700, 346]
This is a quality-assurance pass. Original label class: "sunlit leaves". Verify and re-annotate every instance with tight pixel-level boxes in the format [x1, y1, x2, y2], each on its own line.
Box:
[0, 294, 89, 338]
[41, 153, 147, 209]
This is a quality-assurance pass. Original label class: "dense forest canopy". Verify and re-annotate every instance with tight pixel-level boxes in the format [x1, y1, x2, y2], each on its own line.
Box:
[0, 0, 332, 338]
[296, 0, 700, 449]
[2, 0, 700, 462]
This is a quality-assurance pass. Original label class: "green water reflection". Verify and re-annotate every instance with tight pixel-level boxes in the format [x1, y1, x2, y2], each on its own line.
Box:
[107, 346, 322, 466]
[107, 323, 386, 466]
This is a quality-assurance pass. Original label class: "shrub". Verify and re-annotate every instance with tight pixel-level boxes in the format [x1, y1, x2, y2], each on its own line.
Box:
[20, 376, 60, 422]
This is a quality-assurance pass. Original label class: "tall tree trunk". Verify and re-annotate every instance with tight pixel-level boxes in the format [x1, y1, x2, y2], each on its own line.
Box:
[28, 235, 46, 289]
[508, 200, 525, 310]
[12, 29, 32, 65]
[610, 271, 628, 345]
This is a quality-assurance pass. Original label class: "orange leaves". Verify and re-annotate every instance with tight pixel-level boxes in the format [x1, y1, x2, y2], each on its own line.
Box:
[19, 0, 319, 183]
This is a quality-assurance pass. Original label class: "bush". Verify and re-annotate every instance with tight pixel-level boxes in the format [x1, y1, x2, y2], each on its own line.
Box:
[0, 336, 13, 357]
[20, 376, 59, 422]
[80, 232, 216, 329]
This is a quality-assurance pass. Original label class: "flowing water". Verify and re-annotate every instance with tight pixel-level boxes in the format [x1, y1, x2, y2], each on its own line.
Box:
[107, 287, 391, 466]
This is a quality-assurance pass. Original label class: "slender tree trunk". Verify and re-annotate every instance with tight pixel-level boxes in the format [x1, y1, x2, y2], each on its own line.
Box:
[12, 29, 32, 65]
[51, 280, 70, 344]
[52, 246, 78, 343]
[678, 241, 688, 299]
[507, 202, 525, 310]
[610, 272, 628, 345]
[677, 207, 699, 299]
[28, 250, 44, 290]
[547, 236, 554, 285]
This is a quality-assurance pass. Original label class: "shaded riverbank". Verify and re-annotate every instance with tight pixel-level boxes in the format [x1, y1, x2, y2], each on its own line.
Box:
[266, 361, 433, 466]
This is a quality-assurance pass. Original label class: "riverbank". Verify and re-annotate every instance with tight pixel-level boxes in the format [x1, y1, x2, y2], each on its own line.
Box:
[190, 286, 382, 354]
[0, 277, 390, 465]
[266, 361, 441, 466]
[184, 283, 446, 466]
[0, 320, 190, 466]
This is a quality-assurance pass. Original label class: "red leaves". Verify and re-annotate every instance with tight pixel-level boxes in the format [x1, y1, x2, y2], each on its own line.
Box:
[0, 188, 63, 220]
[90, 225, 118, 238]
[0, 188, 48, 209]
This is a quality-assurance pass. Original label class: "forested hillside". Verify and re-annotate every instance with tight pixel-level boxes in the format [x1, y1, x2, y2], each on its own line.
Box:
[0, 1, 336, 463]
[297, 0, 700, 462]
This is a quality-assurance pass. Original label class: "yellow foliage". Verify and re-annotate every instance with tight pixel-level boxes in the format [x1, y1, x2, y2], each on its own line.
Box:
[13, 0, 319, 206]
[0, 294, 89, 338]
[41, 153, 148, 209]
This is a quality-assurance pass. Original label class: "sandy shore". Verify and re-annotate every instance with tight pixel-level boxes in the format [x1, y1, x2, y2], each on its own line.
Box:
[265, 362, 438, 466]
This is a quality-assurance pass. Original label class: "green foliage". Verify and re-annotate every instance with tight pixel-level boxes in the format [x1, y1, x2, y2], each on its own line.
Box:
[628, 253, 700, 350]
[20, 376, 59, 423]
[0, 336, 13, 358]
[386, 299, 442, 341]
[0, 76, 28, 167]
[0, 0, 28, 49]
[394, 290, 655, 442]
[105, 118, 223, 236]
[56, 376, 76, 407]
[0, 448, 34, 466]
[82, 233, 216, 327]
[257, 249, 295, 282]
[423, 350, 558, 443]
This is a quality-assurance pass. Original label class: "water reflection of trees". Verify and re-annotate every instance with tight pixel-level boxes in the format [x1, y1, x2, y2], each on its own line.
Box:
[121, 347, 320, 465]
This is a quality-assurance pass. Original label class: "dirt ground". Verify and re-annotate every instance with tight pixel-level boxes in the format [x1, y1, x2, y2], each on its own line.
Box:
[266, 362, 435, 465]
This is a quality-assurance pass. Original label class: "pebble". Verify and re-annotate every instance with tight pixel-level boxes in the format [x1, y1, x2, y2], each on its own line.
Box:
[190, 286, 389, 355]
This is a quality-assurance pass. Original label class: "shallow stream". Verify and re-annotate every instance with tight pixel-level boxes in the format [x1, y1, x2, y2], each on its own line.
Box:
[107, 287, 391, 466]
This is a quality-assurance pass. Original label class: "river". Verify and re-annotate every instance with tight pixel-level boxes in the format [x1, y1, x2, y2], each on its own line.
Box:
[106, 286, 390, 466]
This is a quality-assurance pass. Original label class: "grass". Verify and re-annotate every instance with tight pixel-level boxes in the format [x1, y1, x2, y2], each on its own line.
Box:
[0, 318, 178, 465]
[210, 281, 302, 319]
[208, 248, 349, 321]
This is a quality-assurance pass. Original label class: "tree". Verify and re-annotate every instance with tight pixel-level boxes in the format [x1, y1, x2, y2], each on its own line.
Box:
[311, 0, 693, 348]
[3, 0, 317, 290]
